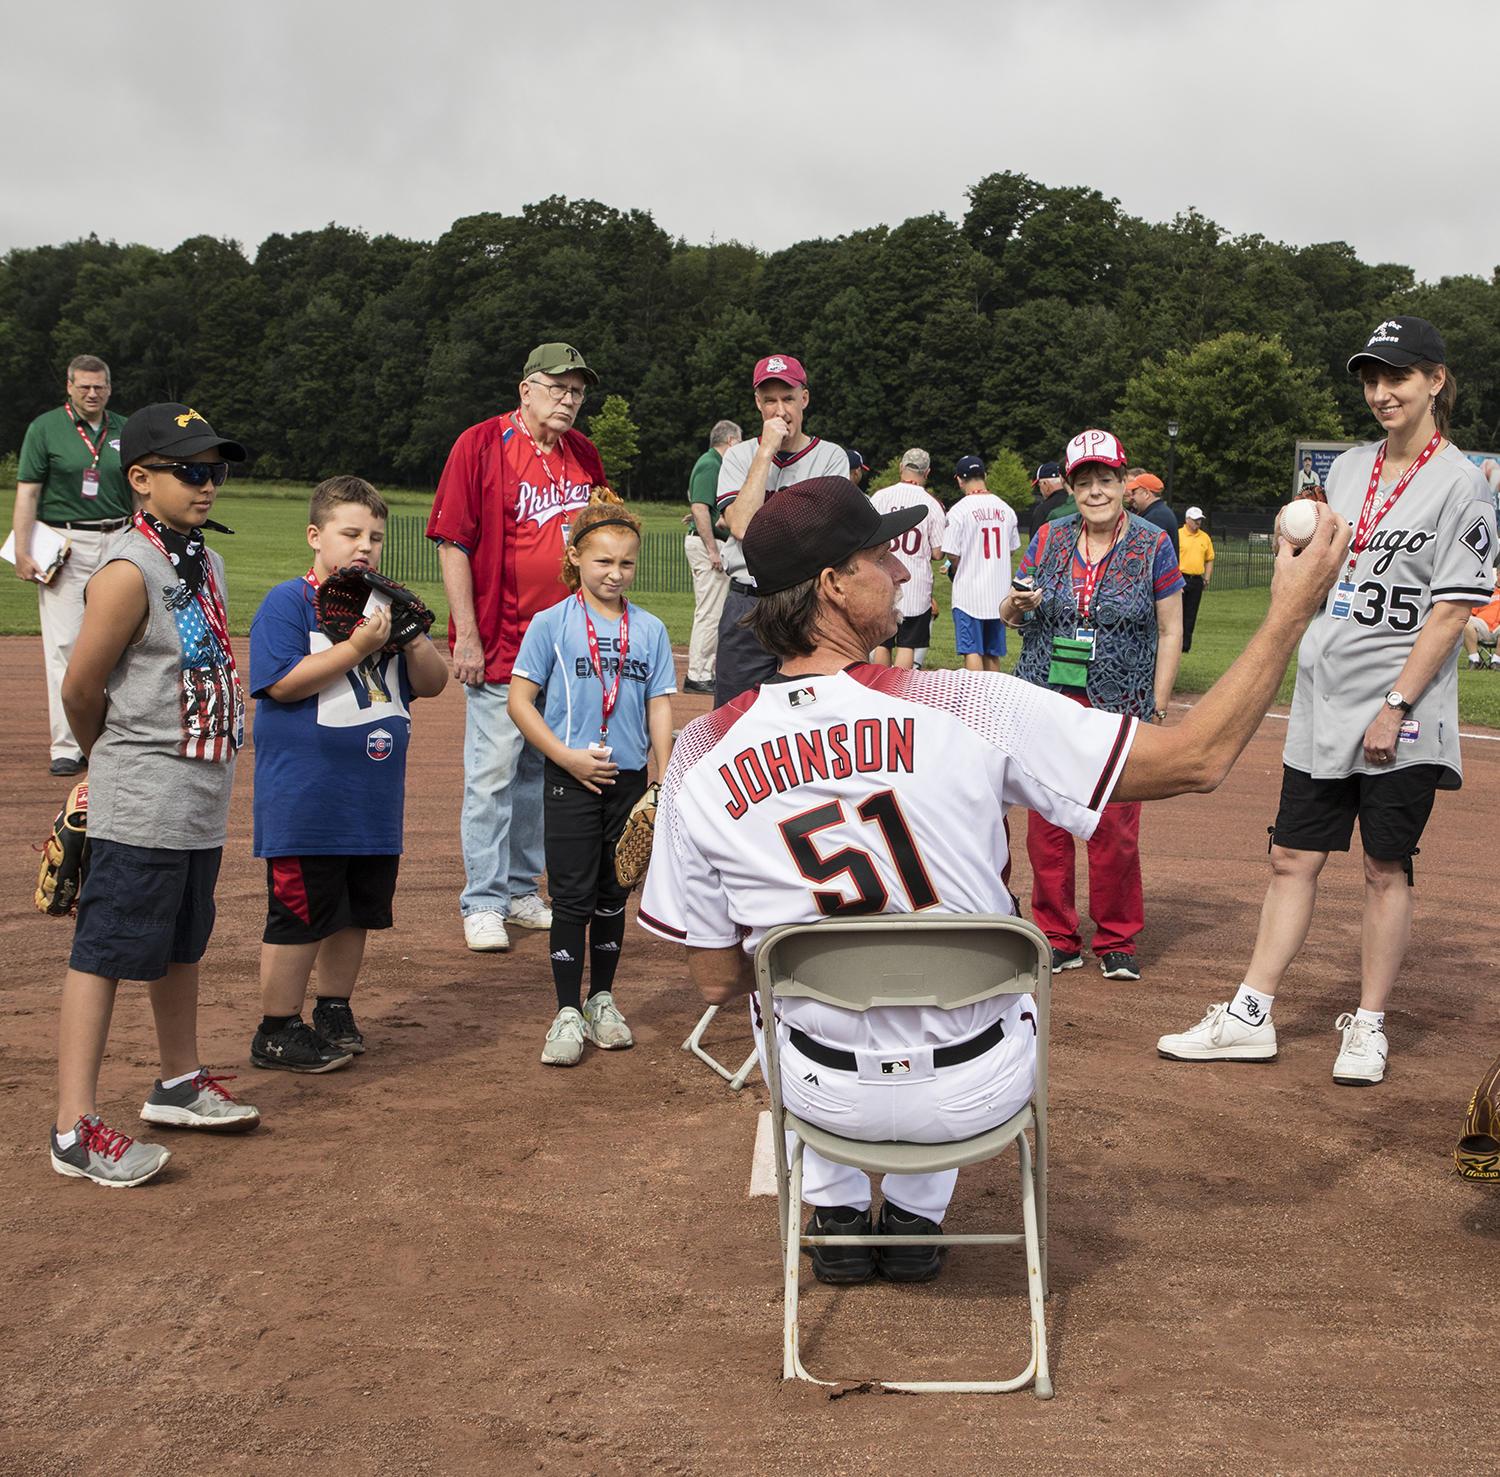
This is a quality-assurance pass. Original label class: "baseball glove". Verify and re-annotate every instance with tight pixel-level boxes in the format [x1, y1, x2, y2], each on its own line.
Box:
[614, 782, 660, 890]
[35, 780, 90, 917]
[1456, 1055, 1500, 1181]
[317, 566, 435, 652]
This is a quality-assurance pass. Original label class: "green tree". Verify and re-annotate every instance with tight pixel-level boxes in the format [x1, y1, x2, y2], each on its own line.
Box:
[589, 395, 641, 489]
[984, 447, 1033, 516]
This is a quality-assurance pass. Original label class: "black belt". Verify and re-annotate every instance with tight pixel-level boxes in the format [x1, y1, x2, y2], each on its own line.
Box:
[730, 579, 757, 597]
[43, 518, 130, 532]
[789, 1015, 1006, 1072]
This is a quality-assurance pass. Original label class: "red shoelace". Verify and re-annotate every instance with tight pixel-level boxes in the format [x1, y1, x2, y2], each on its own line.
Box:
[192, 1071, 238, 1101]
[78, 1116, 134, 1162]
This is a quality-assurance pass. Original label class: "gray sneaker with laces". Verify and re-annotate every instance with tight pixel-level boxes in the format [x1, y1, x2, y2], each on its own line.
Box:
[541, 1007, 586, 1066]
[582, 991, 634, 1050]
[141, 1070, 262, 1131]
[51, 1115, 172, 1187]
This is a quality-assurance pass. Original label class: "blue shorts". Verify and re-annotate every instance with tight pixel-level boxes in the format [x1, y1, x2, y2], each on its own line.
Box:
[70, 840, 222, 981]
[953, 609, 1007, 658]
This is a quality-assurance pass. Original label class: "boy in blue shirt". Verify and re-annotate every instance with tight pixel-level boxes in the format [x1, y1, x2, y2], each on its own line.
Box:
[248, 476, 449, 1072]
[508, 497, 676, 1066]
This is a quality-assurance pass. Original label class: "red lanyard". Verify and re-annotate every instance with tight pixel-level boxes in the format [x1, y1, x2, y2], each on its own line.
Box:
[578, 592, 628, 740]
[65, 404, 108, 468]
[1073, 513, 1126, 623]
[512, 410, 564, 497]
[132, 512, 238, 680]
[1349, 433, 1441, 577]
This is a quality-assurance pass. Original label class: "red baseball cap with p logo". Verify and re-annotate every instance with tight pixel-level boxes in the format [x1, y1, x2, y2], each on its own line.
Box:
[1063, 428, 1128, 478]
[752, 354, 807, 388]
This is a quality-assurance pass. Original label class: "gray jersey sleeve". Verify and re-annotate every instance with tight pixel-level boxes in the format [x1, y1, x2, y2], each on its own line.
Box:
[1430, 465, 1496, 604]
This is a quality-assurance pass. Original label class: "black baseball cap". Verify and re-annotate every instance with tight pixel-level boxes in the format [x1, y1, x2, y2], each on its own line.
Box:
[743, 477, 926, 595]
[847, 448, 870, 472]
[120, 403, 247, 468]
[1032, 461, 1061, 483]
[1347, 316, 1447, 373]
[955, 455, 986, 479]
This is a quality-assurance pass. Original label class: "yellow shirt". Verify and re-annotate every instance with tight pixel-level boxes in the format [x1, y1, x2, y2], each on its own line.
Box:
[1178, 527, 1215, 577]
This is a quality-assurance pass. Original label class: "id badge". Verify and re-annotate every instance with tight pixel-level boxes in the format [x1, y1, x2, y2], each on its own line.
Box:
[1398, 718, 1420, 744]
[81, 469, 100, 499]
[1073, 627, 1096, 657]
[1328, 580, 1356, 620]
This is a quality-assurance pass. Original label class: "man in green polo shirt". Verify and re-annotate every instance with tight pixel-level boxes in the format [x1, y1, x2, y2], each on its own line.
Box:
[682, 418, 739, 695]
[12, 354, 132, 774]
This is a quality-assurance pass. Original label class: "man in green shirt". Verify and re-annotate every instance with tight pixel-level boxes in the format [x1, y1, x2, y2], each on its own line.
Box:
[683, 419, 740, 695]
[12, 354, 132, 774]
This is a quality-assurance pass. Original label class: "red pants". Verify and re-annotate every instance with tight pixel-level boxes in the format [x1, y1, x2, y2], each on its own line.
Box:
[1026, 801, 1144, 956]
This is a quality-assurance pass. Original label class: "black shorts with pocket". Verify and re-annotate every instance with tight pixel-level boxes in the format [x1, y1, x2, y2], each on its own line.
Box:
[263, 854, 400, 945]
[879, 611, 933, 651]
[1271, 763, 1449, 860]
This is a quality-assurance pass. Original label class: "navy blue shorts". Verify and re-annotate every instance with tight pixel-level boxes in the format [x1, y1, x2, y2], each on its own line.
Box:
[70, 840, 222, 981]
[263, 854, 400, 945]
[953, 609, 1007, 658]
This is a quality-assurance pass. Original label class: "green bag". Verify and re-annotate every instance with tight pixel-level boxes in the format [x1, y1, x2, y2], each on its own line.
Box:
[1047, 635, 1093, 688]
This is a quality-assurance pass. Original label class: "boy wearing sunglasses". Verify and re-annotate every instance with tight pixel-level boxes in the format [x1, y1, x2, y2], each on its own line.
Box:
[49, 403, 260, 1188]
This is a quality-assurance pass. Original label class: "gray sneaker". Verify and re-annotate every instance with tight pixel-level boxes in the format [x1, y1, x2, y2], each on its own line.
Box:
[50, 1115, 172, 1188]
[541, 1007, 586, 1066]
[582, 991, 634, 1050]
[140, 1071, 262, 1132]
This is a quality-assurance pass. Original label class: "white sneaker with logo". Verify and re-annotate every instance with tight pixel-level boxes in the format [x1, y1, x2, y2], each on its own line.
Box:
[1332, 1012, 1387, 1086]
[507, 893, 554, 931]
[463, 911, 511, 953]
[1156, 1002, 1277, 1062]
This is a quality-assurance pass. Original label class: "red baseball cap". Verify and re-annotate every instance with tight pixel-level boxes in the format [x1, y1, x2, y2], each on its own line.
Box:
[752, 354, 807, 388]
[1063, 429, 1128, 477]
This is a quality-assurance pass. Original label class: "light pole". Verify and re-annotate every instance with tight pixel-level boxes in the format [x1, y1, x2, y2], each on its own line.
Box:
[1166, 419, 1179, 505]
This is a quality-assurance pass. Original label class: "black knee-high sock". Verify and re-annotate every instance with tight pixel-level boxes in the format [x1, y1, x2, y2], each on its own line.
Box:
[587, 907, 627, 998]
[550, 919, 587, 1012]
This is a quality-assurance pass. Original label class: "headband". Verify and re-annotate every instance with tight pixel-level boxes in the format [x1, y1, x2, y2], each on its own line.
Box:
[570, 516, 640, 547]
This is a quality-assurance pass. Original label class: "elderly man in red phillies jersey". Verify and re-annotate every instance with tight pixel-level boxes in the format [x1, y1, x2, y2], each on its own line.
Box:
[427, 343, 610, 955]
[639, 475, 1351, 1285]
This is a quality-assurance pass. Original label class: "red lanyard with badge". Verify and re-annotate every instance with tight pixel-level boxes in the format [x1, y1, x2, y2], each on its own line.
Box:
[1329, 433, 1441, 620]
[65, 404, 108, 499]
[1070, 512, 1126, 652]
[578, 591, 629, 745]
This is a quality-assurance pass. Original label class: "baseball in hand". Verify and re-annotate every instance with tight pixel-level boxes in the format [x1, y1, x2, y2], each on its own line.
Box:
[1276, 499, 1321, 552]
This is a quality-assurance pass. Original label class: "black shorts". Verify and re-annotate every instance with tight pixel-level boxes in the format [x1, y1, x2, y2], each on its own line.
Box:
[543, 761, 649, 923]
[263, 854, 400, 945]
[71, 840, 222, 980]
[879, 612, 932, 651]
[1271, 764, 1449, 860]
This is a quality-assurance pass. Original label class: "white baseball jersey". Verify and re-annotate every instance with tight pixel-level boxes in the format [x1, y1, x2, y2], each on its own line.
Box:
[1286, 441, 1496, 780]
[714, 436, 849, 582]
[943, 492, 1020, 617]
[639, 664, 1135, 1050]
[869, 482, 947, 618]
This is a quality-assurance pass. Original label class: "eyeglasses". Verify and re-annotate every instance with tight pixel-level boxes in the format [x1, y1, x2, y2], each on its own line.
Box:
[139, 460, 231, 487]
[526, 378, 587, 404]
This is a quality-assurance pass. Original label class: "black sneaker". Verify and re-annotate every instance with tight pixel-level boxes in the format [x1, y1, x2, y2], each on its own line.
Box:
[877, 1202, 946, 1282]
[1051, 948, 1083, 971]
[250, 1018, 355, 1073]
[1099, 951, 1142, 981]
[312, 999, 366, 1054]
[804, 1204, 876, 1284]
[682, 678, 715, 695]
[49, 756, 86, 777]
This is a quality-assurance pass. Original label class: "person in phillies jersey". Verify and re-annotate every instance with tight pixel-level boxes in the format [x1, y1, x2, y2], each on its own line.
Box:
[868, 448, 945, 669]
[427, 343, 609, 954]
[1159, 317, 1496, 1086]
[639, 475, 1351, 1284]
[944, 456, 1020, 671]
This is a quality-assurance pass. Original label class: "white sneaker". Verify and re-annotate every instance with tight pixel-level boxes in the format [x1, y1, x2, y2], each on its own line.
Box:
[1156, 1002, 1277, 1062]
[507, 893, 553, 931]
[463, 911, 511, 953]
[582, 991, 634, 1050]
[1332, 1013, 1387, 1086]
[541, 1007, 586, 1066]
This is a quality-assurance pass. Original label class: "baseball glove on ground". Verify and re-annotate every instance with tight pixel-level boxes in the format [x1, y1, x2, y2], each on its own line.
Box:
[35, 780, 90, 917]
[1456, 1055, 1500, 1181]
[614, 782, 660, 889]
[317, 566, 434, 652]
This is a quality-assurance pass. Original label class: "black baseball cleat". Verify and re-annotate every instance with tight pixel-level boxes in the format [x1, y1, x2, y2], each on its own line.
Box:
[250, 1018, 354, 1073]
[804, 1204, 876, 1284]
[312, 998, 366, 1054]
[876, 1202, 947, 1282]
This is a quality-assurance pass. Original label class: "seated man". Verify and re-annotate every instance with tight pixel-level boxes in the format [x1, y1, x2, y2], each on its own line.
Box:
[639, 476, 1349, 1285]
[1462, 596, 1500, 669]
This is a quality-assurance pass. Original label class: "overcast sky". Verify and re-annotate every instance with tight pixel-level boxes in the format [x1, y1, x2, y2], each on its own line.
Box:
[4, 0, 1495, 285]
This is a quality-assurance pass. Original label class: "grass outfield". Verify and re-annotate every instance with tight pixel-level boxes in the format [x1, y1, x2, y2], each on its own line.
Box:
[7, 487, 1500, 728]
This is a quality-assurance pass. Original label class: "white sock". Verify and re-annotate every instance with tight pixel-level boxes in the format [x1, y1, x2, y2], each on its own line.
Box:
[55, 1127, 78, 1150]
[1355, 1008, 1384, 1032]
[1227, 983, 1275, 1027]
[1470, 654, 1482, 666]
[160, 1067, 201, 1090]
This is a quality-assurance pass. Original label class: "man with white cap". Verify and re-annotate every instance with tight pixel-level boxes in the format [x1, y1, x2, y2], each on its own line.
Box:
[1177, 507, 1214, 653]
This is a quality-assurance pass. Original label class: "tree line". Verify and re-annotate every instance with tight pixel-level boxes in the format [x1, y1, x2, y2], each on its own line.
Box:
[4, 173, 1497, 511]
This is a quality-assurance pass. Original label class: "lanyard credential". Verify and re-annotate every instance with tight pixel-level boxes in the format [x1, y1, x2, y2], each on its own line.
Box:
[64, 404, 108, 468]
[132, 511, 237, 677]
[578, 591, 629, 741]
[1349, 433, 1441, 579]
[1073, 512, 1126, 624]
[512, 409, 563, 498]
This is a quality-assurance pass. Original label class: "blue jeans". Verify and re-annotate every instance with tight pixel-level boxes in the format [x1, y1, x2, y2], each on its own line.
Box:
[460, 682, 545, 917]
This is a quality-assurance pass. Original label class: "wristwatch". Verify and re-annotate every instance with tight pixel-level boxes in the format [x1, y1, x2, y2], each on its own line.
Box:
[1154, 708, 1168, 723]
[1384, 690, 1412, 714]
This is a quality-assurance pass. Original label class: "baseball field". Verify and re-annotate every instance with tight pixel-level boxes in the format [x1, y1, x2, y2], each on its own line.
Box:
[2, 629, 1498, 1475]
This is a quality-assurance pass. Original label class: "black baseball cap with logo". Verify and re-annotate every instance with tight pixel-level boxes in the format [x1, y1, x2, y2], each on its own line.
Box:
[955, 455, 986, 479]
[119, 403, 247, 468]
[1346, 316, 1447, 373]
[743, 476, 926, 595]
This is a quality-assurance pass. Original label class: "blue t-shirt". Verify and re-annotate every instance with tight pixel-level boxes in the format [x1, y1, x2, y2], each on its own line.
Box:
[250, 577, 416, 857]
[512, 595, 676, 773]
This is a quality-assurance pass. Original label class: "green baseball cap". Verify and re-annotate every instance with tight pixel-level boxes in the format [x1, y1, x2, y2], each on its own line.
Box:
[522, 342, 598, 385]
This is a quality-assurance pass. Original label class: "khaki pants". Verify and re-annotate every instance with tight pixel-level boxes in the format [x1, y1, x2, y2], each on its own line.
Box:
[684, 533, 729, 685]
[37, 524, 118, 761]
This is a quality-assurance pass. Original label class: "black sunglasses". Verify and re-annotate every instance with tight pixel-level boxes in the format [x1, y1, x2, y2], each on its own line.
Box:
[139, 460, 231, 487]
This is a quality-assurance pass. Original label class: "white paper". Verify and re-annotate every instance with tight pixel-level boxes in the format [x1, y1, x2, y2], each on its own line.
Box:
[362, 587, 393, 619]
[1, 523, 69, 578]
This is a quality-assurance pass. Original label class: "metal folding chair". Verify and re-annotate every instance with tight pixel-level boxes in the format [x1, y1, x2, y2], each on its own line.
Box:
[757, 912, 1052, 1397]
[681, 1004, 759, 1091]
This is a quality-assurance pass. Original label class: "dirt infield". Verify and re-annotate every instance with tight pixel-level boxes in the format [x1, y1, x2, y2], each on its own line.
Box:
[2, 632, 1498, 1475]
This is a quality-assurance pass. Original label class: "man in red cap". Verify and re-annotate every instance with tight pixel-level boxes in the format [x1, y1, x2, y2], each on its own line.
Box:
[712, 354, 848, 704]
